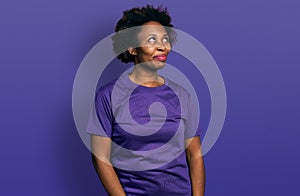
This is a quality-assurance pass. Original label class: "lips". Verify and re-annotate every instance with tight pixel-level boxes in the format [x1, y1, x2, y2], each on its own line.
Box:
[153, 55, 167, 62]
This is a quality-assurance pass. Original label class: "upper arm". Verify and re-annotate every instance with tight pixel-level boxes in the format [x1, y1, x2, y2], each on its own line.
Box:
[185, 136, 202, 161]
[183, 91, 201, 139]
[87, 86, 114, 137]
[91, 135, 112, 165]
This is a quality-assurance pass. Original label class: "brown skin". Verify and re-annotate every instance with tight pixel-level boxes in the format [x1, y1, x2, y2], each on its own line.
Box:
[185, 137, 206, 196]
[91, 21, 205, 195]
[128, 21, 171, 86]
[91, 136, 126, 196]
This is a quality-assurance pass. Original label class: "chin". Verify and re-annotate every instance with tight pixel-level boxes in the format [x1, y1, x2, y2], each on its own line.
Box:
[158, 63, 166, 70]
[154, 61, 166, 69]
[141, 61, 166, 71]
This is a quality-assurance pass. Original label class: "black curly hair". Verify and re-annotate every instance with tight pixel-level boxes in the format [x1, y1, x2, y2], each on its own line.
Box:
[112, 5, 176, 63]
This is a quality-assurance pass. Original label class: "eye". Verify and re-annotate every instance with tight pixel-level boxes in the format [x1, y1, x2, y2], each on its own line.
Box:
[147, 36, 156, 42]
[162, 36, 170, 43]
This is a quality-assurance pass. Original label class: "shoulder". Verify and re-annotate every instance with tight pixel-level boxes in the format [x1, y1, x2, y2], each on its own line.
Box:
[95, 78, 118, 102]
[165, 77, 191, 99]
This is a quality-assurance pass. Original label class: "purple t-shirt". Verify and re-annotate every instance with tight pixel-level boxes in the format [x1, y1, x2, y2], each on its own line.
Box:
[87, 73, 200, 196]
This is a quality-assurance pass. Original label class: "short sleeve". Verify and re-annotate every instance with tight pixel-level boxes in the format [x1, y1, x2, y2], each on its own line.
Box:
[184, 93, 201, 138]
[86, 88, 114, 137]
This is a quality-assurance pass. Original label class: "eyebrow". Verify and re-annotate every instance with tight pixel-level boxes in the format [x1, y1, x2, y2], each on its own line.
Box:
[146, 33, 169, 38]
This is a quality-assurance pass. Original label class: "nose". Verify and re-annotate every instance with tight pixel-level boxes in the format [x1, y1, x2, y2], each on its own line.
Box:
[156, 40, 166, 51]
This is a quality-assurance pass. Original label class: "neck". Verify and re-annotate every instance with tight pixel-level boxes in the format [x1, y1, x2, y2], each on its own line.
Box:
[129, 66, 164, 87]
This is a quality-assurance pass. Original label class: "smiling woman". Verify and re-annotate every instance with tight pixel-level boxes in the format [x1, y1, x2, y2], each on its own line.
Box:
[87, 5, 205, 196]
[128, 21, 171, 87]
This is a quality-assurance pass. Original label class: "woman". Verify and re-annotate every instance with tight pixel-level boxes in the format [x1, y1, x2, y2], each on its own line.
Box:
[88, 5, 205, 196]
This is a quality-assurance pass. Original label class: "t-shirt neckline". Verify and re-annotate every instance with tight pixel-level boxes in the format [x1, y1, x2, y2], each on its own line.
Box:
[124, 73, 168, 91]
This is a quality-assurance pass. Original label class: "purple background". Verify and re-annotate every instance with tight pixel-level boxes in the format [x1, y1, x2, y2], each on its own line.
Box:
[1, 0, 299, 195]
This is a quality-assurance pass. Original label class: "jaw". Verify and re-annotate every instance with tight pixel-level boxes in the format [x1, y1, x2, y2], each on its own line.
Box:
[134, 60, 166, 72]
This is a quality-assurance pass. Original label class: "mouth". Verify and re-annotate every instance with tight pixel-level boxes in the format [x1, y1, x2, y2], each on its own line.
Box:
[153, 54, 167, 62]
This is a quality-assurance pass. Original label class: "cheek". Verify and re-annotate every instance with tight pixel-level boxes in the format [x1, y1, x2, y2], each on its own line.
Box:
[136, 47, 154, 60]
[165, 43, 171, 52]
[166, 47, 171, 54]
[143, 47, 156, 55]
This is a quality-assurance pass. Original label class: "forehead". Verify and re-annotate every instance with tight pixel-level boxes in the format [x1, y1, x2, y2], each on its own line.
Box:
[137, 21, 168, 38]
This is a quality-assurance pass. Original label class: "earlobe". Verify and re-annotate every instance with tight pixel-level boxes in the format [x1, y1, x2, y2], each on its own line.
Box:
[128, 47, 137, 55]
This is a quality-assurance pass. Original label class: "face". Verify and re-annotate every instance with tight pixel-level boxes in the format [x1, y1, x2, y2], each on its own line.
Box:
[129, 21, 171, 70]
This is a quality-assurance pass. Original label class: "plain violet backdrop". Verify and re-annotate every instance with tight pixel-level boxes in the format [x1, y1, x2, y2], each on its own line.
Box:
[1, 0, 299, 195]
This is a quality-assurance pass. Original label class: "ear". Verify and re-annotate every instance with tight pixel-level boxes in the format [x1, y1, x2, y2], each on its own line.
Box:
[128, 47, 137, 56]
